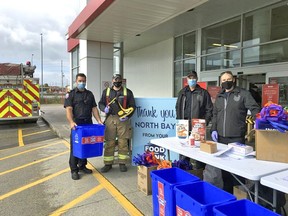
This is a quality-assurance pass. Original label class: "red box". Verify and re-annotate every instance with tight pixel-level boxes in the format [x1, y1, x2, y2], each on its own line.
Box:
[191, 119, 206, 147]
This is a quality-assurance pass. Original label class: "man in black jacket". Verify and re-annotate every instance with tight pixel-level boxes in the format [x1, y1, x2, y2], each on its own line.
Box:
[176, 71, 213, 168]
[211, 70, 261, 193]
[64, 73, 103, 180]
[176, 71, 213, 131]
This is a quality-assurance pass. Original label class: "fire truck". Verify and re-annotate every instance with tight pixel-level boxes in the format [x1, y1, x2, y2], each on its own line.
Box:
[0, 62, 40, 122]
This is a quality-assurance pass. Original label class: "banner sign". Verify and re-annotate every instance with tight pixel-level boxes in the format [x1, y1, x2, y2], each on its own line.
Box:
[131, 98, 179, 165]
[207, 86, 222, 103]
[262, 84, 279, 106]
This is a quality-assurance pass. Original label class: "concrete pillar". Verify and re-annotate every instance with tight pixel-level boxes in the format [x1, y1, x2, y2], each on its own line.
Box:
[79, 40, 113, 102]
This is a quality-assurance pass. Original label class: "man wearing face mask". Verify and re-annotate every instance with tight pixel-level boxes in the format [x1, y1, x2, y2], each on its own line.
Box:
[176, 71, 213, 131]
[176, 71, 213, 169]
[211, 71, 260, 193]
[64, 73, 103, 180]
[98, 74, 136, 173]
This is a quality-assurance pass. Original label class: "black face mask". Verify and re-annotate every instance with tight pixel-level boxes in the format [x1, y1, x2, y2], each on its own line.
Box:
[113, 82, 122, 88]
[221, 80, 234, 90]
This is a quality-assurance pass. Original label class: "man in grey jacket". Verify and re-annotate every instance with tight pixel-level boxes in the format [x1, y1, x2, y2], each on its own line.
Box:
[211, 70, 261, 193]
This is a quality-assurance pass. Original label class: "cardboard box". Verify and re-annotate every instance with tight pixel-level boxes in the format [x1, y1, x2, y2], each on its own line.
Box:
[256, 130, 288, 163]
[137, 165, 157, 195]
[233, 185, 248, 200]
[200, 141, 217, 154]
[191, 119, 206, 147]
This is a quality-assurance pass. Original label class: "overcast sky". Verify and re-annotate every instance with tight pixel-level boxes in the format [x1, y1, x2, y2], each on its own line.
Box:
[0, 0, 82, 87]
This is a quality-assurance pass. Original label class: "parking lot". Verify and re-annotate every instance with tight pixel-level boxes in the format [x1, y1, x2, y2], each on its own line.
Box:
[0, 118, 59, 150]
[0, 105, 152, 216]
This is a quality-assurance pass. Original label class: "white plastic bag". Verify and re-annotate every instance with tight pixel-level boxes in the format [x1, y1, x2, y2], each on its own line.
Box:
[203, 164, 223, 189]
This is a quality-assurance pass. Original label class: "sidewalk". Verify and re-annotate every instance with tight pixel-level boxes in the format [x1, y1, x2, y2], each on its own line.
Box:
[40, 104, 153, 216]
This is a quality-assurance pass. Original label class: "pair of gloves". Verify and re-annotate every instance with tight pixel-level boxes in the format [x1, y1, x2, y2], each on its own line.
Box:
[104, 106, 128, 122]
[211, 131, 218, 142]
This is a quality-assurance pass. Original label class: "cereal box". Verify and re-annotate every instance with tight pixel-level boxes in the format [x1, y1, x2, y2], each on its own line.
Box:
[191, 119, 206, 147]
[176, 119, 189, 141]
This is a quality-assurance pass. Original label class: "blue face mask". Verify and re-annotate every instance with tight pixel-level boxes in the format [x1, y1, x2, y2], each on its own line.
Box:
[188, 79, 197, 87]
[77, 82, 86, 90]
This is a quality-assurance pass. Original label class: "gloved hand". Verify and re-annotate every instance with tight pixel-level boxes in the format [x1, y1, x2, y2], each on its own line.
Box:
[211, 131, 218, 142]
[119, 117, 128, 122]
[104, 106, 110, 114]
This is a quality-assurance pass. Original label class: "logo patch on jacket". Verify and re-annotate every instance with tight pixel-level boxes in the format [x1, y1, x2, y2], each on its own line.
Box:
[234, 95, 240, 102]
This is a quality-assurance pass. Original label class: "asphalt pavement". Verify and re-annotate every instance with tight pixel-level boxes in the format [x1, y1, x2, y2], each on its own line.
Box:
[40, 104, 153, 216]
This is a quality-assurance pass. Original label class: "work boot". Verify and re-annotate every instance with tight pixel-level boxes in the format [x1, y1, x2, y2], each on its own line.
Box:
[79, 166, 93, 174]
[119, 164, 127, 172]
[101, 165, 112, 173]
[71, 172, 80, 180]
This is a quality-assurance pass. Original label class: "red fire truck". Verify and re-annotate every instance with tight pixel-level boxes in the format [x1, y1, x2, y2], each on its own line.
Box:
[0, 62, 40, 122]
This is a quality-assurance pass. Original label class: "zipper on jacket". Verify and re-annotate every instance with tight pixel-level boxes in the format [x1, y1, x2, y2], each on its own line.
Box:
[181, 95, 186, 119]
[223, 97, 228, 137]
[190, 93, 194, 121]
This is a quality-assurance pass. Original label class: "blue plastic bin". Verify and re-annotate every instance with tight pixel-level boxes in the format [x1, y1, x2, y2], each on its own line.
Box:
[72, 124, 105, 159]
[174, 181, 236, 216]
[213, 199, 280, 216]
[150, 167, 200, 216]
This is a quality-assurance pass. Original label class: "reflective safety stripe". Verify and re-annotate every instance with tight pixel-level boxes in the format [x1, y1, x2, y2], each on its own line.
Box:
[246, 116, 255, 124]
[106, 87, 111, 97]
[123, 87, 127, 108]
[103, 156, 114, 161]
[106, 87, 127, 108]
[118, 154, 127, 160]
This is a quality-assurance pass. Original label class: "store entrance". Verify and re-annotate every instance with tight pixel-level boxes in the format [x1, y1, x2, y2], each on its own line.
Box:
[237, 74, 265, 106]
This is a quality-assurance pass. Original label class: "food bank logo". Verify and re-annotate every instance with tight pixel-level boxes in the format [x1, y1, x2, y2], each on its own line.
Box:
[144, 143, 166, 160]
[82, 136, 104, 144]
[157, 181, 166, 216]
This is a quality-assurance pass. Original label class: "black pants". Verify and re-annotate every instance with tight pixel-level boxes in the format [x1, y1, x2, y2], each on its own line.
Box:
[218, 136, 246, 194]
[69, 119, 92, 173]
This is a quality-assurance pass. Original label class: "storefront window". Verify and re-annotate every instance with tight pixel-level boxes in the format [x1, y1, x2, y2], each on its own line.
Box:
[243, 3, 288, 46]
[201, 50, 240, 71]
[200, 2, 288, 72]
[174, 61, 182, 96]
[201, 53, 222, 71]
[243, 40, 288, 66]
[201, 17, 241, 55]
[174, 32, 196, 96]
[183, 59, 196, 76]
[183, 32, 196, 59]
[174, 36, 183, 61]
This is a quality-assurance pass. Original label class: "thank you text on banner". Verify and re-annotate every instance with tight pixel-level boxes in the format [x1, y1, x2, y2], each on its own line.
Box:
[130, 98, 179, 164]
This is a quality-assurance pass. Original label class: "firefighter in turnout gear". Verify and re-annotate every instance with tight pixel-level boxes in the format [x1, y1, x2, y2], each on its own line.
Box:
[98, 74, 136, 172]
